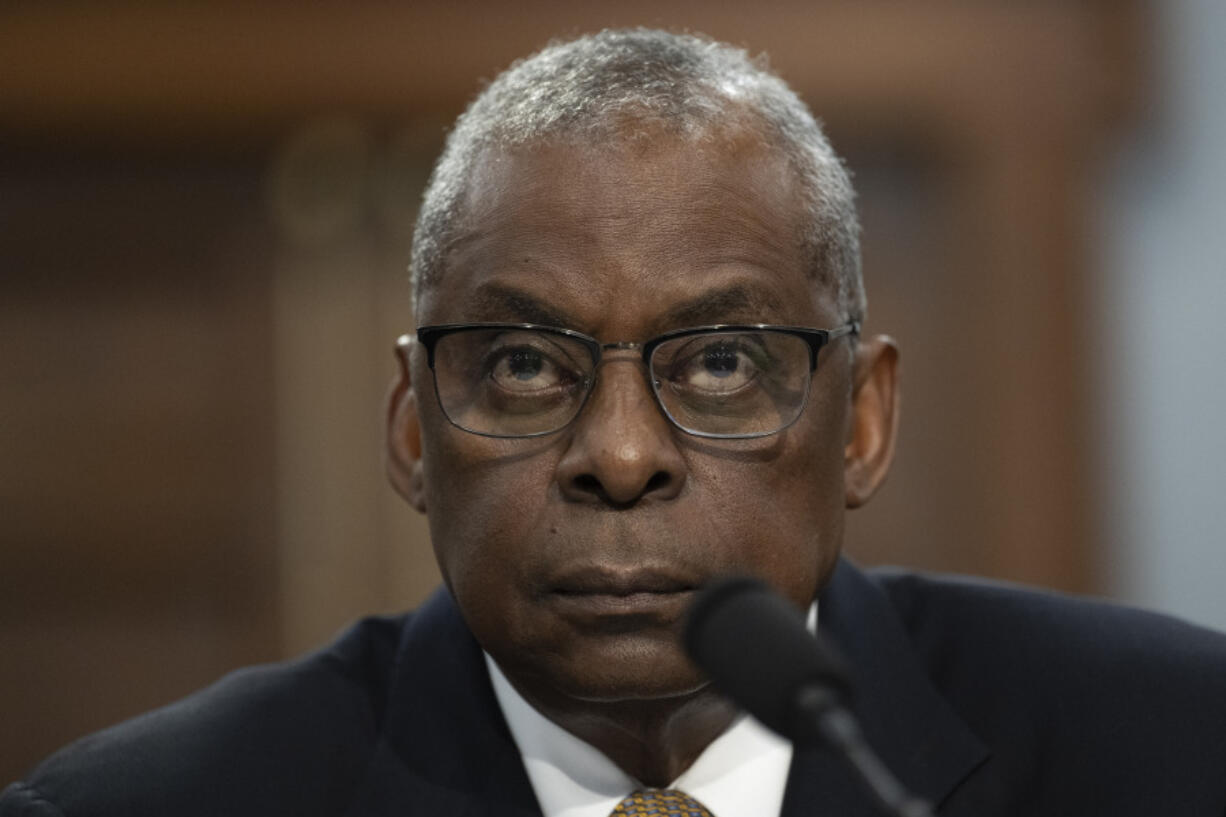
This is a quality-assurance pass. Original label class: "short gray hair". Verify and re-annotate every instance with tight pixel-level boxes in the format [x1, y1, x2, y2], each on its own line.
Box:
[410, 28, 865, 323]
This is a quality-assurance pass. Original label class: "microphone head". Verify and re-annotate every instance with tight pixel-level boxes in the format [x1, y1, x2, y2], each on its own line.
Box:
[683, 575, 851, 741]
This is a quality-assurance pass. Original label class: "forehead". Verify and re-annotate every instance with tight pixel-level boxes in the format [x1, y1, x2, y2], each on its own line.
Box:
[419, 129, 833, 334]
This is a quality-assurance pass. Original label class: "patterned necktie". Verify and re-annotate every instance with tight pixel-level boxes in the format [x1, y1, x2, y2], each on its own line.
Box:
[610, 788, 714, 816]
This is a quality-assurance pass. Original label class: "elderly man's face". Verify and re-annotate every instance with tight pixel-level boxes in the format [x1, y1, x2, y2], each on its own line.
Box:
[392, 128, 885, 707]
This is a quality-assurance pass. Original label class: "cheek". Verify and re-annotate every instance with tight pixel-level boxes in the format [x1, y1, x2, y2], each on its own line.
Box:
[705, 415, 846, 604]
[421, 432, 557, 588]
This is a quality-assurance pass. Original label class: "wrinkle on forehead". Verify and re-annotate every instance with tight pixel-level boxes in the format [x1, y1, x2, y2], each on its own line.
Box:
[450, 135, 805, 267]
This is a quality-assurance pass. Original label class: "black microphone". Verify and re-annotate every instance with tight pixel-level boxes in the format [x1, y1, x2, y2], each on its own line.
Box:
[683, 575, 933, 817]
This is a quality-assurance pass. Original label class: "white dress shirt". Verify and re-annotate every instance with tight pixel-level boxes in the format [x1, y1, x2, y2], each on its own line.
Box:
[485, 604, 817, 817]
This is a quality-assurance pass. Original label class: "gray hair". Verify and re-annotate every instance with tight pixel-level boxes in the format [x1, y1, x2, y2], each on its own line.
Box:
[410, 28, 865, 323]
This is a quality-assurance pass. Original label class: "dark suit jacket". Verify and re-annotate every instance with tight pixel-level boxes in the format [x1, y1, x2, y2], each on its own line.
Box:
[4, 559, 1226, 816]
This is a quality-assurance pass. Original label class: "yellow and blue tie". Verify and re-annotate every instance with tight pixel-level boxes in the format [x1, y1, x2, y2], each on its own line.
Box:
[610, 788, 714, 816]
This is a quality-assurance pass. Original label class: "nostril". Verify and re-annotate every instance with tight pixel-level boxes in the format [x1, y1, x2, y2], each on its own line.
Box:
[643, 471, 671, 495]
[573, 474, 602, 495]
[567, 470, 673, 504]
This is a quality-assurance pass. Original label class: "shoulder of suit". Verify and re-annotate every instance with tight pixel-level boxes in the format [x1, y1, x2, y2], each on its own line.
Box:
[865, 565, 1226, 719]
[2, 612, 412, 817]
[867, 565, 1226, 671]
[856, 566, 1226, 809]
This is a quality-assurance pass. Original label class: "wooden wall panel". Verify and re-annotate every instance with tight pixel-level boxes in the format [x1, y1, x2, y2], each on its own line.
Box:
[0, 157, 280, 779]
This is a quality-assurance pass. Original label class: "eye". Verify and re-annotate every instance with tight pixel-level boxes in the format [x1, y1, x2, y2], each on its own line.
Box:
[701, 344, 741, 379]
[484, 334, 583, 393]
[667, 337, 764, 394]
[499, 348, 547, 382]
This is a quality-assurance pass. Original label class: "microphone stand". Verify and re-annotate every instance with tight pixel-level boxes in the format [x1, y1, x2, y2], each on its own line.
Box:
[795, 686, 934, 817]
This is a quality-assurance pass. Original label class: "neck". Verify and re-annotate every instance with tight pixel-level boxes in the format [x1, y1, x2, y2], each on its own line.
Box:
[510, 679, 739, 787]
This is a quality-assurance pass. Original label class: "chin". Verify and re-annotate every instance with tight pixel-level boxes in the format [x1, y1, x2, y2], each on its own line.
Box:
[560, 673, 711, 705]
[542, 642, 710, 704]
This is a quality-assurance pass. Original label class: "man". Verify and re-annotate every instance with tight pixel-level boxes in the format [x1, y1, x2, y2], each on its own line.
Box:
[4, 28, 1226, 817]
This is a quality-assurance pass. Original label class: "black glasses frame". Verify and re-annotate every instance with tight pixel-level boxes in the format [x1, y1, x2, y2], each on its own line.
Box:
[401, 321, 860, 439]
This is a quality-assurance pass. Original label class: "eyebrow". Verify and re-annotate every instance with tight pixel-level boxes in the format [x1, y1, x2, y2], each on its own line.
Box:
[464, 283, 576, 328]
[657, 283, 789, 328]
[460, 280, 790, 334]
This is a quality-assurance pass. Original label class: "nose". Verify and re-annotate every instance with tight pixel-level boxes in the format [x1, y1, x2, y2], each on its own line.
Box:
[555, 358, 687, 506]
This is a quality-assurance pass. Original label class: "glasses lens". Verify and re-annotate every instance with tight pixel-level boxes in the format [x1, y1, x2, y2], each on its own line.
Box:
[431, 327, 595, 436]
[650, 330, 811, 437]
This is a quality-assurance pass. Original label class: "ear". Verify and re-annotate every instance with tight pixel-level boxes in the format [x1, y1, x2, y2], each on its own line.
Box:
[386, 340, 427, 514]
[844, 335, 900, 508]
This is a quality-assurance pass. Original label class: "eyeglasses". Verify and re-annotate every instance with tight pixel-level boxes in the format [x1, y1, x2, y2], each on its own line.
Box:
[400, 322, 859, 440]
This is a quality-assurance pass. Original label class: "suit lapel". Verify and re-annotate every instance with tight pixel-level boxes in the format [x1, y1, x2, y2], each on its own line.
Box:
[344, 588, 543, 817]
[781, 560, 988, 816]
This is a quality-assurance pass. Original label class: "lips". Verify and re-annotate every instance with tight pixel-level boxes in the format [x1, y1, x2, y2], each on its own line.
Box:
[548, 565, 699, 597]
[545, 566, 700, 624]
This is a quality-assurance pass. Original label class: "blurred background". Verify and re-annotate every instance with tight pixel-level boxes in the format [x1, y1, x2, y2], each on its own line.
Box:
[2, 0, 1224, 783]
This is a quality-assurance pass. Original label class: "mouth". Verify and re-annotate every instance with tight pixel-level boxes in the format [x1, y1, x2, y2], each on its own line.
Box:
[546, 566, 700, 624]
